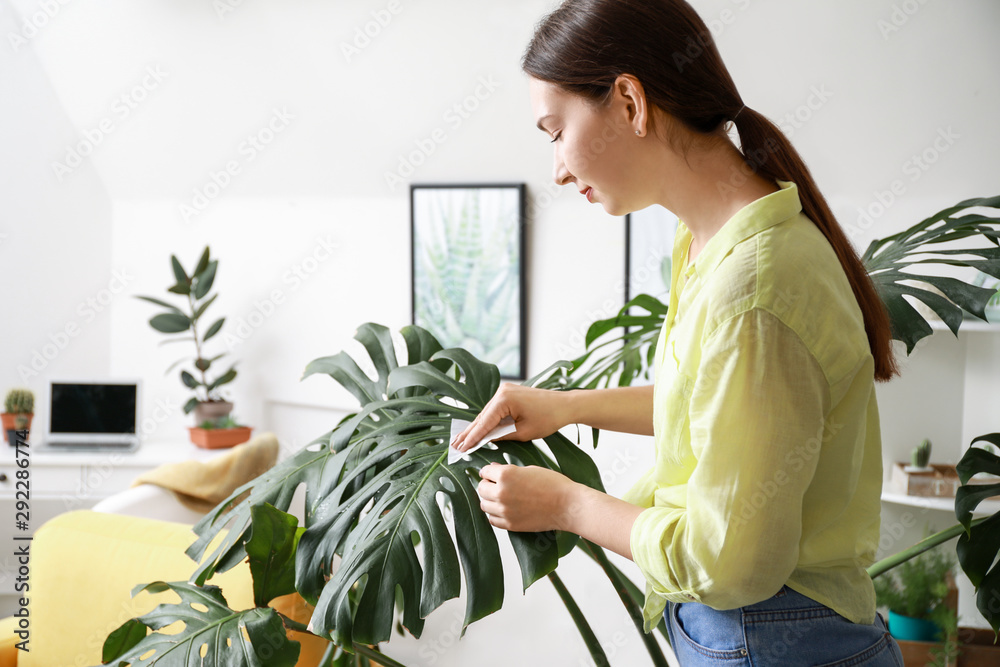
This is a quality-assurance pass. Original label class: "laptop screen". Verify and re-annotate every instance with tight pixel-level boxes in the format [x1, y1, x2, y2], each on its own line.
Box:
[49, 382, 138, 436]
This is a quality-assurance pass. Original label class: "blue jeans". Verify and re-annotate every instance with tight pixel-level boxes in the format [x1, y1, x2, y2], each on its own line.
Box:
[665, 585, 904, 666]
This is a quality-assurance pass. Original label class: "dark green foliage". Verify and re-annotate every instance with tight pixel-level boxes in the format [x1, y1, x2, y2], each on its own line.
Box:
[101, 582, 300, 666]
[873, 544, 955, 619]
[135, 246, 237, 413]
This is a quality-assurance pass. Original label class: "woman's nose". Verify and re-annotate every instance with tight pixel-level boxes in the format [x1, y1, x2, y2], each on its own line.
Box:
[553, 155, 572, 186]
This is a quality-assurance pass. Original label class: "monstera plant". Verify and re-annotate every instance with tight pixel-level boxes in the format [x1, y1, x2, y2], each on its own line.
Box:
[100, 324, 671, 666]
[100, 194, 1000, 665]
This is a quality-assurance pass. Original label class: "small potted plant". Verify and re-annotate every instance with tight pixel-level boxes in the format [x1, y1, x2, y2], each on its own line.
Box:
[1, 388, 34, 445]
[187, 415, 252, 450]
[906, 438, 934, 473]
[135, 246, 239, 429]
[874, 544, 957, 643]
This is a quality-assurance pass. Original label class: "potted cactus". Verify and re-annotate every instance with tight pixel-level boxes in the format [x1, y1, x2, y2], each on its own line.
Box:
[2, 388, 34, 445]
[907, 438, 934, 473]
[135, 246, 240, 431]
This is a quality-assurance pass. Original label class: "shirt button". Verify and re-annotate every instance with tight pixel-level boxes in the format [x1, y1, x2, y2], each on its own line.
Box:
[685, 594, 696, 601]
[740, 649, 748, 656]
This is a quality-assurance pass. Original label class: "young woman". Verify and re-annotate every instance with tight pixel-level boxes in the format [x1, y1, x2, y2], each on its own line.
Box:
[452, 1, 904, 664]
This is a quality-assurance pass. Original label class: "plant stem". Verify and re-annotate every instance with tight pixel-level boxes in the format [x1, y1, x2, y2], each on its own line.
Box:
[276, 611, 312, 634]
[580, 540, 670, 666]
[867, 519, 985, 579]
[276, 612, 409, 667]
[187, 291, 208, 399]
[548, 570, 611, 667]
[352, 643, 409, 667]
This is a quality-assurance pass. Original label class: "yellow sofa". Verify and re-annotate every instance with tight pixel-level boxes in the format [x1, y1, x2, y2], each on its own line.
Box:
[0, 510, 328, 666]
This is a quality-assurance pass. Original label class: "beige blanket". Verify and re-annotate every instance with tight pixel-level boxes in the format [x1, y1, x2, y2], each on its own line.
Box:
[131, 432, 279, 513]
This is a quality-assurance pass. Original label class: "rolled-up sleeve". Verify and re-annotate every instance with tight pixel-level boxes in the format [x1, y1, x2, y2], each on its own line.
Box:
[630, 307, 831, 613]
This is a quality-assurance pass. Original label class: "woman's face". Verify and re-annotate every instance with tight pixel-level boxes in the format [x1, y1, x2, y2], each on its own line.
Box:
[529, 77, 645, 216]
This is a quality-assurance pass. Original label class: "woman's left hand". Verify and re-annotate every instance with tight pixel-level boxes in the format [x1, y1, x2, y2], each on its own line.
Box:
[477, 463, 581, 533]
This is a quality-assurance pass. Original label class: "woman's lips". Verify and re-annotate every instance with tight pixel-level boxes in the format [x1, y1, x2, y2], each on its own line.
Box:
[581, 187, 593, 202]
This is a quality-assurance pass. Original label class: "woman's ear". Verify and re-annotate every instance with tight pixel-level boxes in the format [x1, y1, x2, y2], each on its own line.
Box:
[614, 74, 648, 137]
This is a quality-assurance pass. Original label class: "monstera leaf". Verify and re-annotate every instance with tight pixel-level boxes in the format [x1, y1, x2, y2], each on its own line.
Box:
[861, 195, 1000, 353]
[955, 434, 1000, 635]
[187, 323, 604, 649]
[101, 582, 299, 666]
[567, 293, 669, 390]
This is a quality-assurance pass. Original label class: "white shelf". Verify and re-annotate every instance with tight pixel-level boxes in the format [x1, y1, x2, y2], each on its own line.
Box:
[929, 319, 1000, 333]
[881, 490, 1000, 516]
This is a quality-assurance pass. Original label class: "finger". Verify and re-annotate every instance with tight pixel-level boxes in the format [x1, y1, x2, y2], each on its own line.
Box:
[457, 407, 505, 451]
[480, 499, 504, 517]
[476, 477, 497, 501]
[478, 462, 506, 482]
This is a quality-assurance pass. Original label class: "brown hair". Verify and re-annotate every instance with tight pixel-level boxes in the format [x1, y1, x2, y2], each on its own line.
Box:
[522, 0, 898, 381]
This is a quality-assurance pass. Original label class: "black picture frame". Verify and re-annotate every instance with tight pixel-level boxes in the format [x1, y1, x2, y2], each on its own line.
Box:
[410, 183, 527, 380]
[624, 204, 679, 305]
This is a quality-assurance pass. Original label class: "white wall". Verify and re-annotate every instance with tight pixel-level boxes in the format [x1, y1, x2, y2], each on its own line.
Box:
[4, 0, 1000, 660]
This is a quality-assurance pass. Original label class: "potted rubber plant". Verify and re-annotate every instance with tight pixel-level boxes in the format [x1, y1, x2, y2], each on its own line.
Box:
[1, 388, 34, 445]
[135, 246, 240, 430]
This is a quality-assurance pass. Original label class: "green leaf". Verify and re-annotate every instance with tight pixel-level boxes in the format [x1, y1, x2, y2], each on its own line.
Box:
[167, 282, 191, 296]
[150, 313, 191, 334]
[193, 293, 218, 321]
[195, 358, 211, 372]
[180, 371, 200, 389]
[208, 367, 237, 391]
[957, 435, 1000, 484]
[956, 512, 1000, 589]
[102, 618, 147, 662]
[100, 581, 300, 666]
[247, 504, 304, 607]
[204, 317, 225, 341]
[862, 195, 1000, 352]
[955, 482, 1000, 532]
[171, 254, 189, 286]
[134, 295, 185, 316]
[194, 260, 219, 300]
[194, 246, 211, 277]
[183, 397, 199, 414]
[974, 565, 1000, 635]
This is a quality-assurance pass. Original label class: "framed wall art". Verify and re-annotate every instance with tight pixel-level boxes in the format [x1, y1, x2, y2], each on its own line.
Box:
[625, 203, 679, 305]
[410, 183, 526, 379]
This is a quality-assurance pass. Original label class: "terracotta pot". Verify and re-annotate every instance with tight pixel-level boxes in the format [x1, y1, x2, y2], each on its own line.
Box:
[193, 400, 233, 425]
[188, 426, 252, 449]
[1, 413, 32, 444]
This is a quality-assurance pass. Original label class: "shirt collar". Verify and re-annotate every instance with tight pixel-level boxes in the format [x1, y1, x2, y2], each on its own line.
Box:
[677, 179, 803, 278]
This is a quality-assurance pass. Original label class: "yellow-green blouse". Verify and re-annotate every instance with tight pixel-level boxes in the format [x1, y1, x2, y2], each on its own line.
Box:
[624, 179, 882, 631]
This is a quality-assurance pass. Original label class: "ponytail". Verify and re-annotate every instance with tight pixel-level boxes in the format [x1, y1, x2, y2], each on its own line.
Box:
[732, 107, 899, 381]
[522, 0, 899, 381]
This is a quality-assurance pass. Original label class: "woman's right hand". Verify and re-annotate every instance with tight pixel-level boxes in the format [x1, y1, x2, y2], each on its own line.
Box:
[450, 384, 576, 452]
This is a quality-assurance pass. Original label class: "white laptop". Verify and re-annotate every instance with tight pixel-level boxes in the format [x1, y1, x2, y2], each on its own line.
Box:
[44, 378, 141, 450]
